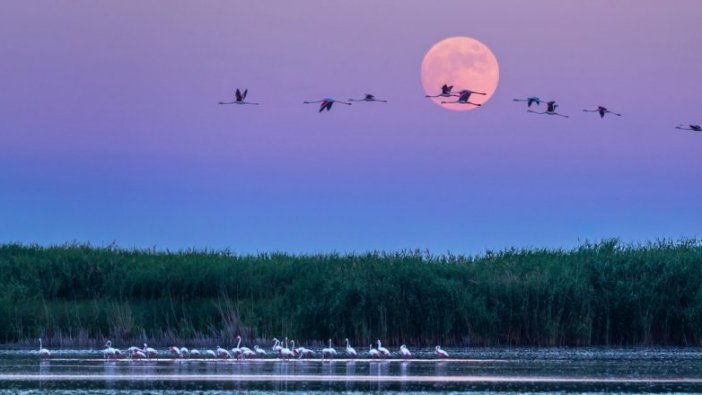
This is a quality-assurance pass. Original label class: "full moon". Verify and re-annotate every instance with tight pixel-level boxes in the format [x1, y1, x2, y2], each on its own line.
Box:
[421, 36, 500, 111]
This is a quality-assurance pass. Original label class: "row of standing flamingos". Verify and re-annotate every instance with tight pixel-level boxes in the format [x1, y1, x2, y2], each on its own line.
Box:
[34, 337, 450, 360]
[218, 86, 701, 132]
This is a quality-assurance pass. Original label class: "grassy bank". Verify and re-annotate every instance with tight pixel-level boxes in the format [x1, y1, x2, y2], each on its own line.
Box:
[1, 240, 701, 347]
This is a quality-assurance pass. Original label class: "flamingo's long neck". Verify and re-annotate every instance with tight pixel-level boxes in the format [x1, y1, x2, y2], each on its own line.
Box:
[39, 339, 42, 350]
[237, 338, 241, 348]
[346, 339, 350, 348]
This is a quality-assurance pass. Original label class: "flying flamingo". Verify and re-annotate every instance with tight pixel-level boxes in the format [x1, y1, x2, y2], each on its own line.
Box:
[513, 97, 542, 107]
[441, 89, 485, 106]
[676, 124, 702, 132]
[322, 339, 337, 359]
[218, 88, 259, 105]
[399, 345, 412, 359]
[349, 94, 387, 103]
[528, 101, 569, 118]
[304, 98, 352, 112]
[583, 106, 621, 118]
[142, 343, 157, 358]
[434, 345, 449, 358]
[37, 338, 51, 359]
[345, 338, 357, 358]
[425, 84, 457, 98]
[216, 345, 231, 359]
[376, 340, 390, 358]
[368, 344, 380, 359]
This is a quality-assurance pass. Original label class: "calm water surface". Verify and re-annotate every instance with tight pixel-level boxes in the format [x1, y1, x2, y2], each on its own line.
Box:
[1, 347, 701, 394]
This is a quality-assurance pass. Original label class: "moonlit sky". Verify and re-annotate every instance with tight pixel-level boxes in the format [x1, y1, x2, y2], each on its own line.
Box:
[1, 1, 700, 253]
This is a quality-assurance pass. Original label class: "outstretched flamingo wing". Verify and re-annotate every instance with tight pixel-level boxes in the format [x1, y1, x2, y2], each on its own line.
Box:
[235, 89, 242, 102]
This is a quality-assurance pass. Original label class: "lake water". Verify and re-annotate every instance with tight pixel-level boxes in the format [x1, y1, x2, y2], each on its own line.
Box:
[1, 347, 701, 394]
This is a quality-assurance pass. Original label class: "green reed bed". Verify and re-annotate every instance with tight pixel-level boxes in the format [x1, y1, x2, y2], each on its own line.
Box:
[1, 240, 701, 347]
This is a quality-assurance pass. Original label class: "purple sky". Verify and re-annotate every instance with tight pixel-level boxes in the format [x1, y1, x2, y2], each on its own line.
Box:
[1, 1, 700, 253]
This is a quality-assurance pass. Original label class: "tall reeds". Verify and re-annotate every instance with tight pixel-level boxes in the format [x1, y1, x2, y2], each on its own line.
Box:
[1, 240, 700, 346]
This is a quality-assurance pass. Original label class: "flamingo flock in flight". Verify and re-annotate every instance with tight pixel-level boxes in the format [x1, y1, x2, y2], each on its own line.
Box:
[216, 85, 698, 130]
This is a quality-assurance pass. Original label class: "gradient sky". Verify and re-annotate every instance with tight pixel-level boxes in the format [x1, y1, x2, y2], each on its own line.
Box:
[1, 1, 700, 253]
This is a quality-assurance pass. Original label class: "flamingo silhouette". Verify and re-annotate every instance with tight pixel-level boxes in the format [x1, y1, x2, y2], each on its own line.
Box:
[349, 94, 387, 103]
[304, 98, 352, 112]
[528, 101, 569, 118]
[219, 88, 259, 105]
[583, 106, 621, 118]
[425, 84, 457, 98]
[513, 97, 542, 107]
[676, 124, 702, 132]
[441, 89, 485, 106]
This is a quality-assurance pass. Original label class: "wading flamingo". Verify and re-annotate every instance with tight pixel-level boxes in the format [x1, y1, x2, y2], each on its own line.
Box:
[130, 349, 146, 359]
[296, 345, 315, 358]
[216, 345, 231, 359]
[168, 346, 183, 358]
[376, 340, 390, 358]
[399, 345, 412, 359]
[272, 338, 283, 353]
[143, 343, 157, 358]
[583, 106, 621, 118]
[322, 339, 337, 359]
[513, 97, 542, 107]
[304, 98, 352, 112]
[254, 345, 267, 357]
[368, 344, 380, 359]
[218, 88, 259, 105]
[205, 349, 217, 358]
[349, 94, 387, 103]
[280, 338, 294, 359]
[441, 89, 485, 106]
[434, 345, 449, 358]
[528, 101, 569, 118]
[102, 340, 117, 359]
[37, 338, 51, 358]
[345, 338, 357, 358]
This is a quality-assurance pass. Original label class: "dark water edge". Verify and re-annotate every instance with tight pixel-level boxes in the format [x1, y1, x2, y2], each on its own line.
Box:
[3, 380, 702, 394]
[2, 347, 702, 394]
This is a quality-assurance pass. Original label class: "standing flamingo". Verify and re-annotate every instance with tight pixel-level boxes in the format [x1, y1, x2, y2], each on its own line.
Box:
[168, 346, 183, 358]
[441, 89, 485, 106]
[345, 338, 357, 358]
[296, 345, 315, 359]
[528, 101, 569, 118]
[376, 340, 390, 358]
[37, 338, 51, 359]
[218, 88, 259, 105]
[304, 98, 352, 112]
[425, 84, 457, 98]
[231, 336, 244, 359]
[142, 343, 157, 358]
[513, 97, 542, 107]
[399, 345, 412, 359]
[216, 345, 231, 359]
[272, 338, 283, 353]
[368, 344, 380, 359]
[130, 349, 146, 359]
[102, 341, 117, 359]
[583, 106, 621, 118]
[349, 94, 387, 103]
[254, 345, 267, 357]
[434, 345, 449, 358]
[205, 349, 217, 358]
[280, 338, 294, 359]
[676, 124, 702, 132]
[322, 339, 337, 359]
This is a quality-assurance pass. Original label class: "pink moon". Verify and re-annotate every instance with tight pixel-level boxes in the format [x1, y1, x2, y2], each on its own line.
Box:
[421, 36, 500, 111]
